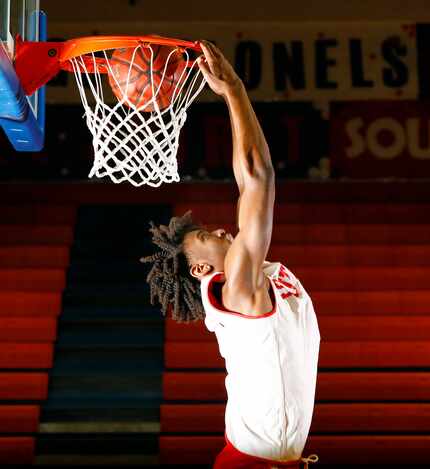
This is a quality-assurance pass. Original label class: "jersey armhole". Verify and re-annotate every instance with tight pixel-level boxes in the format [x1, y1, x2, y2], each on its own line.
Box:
[207, 273, 277, 318]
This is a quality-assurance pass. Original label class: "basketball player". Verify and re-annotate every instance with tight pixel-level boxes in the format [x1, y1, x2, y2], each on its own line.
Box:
[141, 41, 320, 469]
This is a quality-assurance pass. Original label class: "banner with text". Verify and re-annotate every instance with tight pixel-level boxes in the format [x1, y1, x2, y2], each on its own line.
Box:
[330, 100, 430, 178]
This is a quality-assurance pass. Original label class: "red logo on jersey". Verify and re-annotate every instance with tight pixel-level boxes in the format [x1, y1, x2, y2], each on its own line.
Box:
[273, 265, 300, 299]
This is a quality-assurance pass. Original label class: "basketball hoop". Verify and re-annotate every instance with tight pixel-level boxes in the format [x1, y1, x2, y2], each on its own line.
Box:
[15, 35, 206, 187]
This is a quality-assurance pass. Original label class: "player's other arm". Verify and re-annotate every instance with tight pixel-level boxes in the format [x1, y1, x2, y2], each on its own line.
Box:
[198, 42, 275, 306]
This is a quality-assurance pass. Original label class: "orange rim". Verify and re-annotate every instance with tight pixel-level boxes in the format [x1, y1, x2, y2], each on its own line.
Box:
[60, 35, 202, 63]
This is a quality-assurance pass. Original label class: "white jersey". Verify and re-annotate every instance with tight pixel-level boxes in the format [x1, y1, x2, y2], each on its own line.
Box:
[201, 261, 321, 462]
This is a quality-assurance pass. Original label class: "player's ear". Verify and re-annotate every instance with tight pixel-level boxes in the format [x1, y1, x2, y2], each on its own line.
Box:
[189, 262, 213, 279]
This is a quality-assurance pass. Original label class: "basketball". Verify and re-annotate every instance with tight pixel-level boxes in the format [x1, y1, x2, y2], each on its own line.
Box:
[108, 44, 186, 112]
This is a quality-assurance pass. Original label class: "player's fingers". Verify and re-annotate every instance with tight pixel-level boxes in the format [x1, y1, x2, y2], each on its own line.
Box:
[198, 48, 216, 74]
[199, 41, 223, 77]
[205, 41, 222, 58]
[197, 56, 213, 77]
[202, 40, 219, 53]
[202, 54, 220, 76]
[199, 40, 219, 64]
[199, 40, 216, 59]
[202, 42, 231, 75]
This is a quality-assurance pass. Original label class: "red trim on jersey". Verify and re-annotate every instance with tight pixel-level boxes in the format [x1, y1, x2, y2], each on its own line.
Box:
[207, 273, 277, 319]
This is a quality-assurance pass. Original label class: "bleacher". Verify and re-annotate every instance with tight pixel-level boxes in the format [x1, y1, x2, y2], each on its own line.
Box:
[0, 181, 428, 467]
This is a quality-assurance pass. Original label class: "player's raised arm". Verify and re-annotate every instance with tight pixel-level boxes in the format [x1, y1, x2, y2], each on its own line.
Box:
[197, 41, 275, 310]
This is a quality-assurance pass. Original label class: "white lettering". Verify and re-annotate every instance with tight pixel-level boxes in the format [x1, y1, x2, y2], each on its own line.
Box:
[367, 118, 405, 159]
[345, 118, 365, 158]
[406, 118, 430, 159]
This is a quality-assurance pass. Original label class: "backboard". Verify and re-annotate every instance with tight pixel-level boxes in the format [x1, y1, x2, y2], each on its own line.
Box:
[0, 0, 46, 151]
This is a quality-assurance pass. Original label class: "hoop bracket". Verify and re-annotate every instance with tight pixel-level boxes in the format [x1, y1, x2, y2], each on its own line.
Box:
[14, 36, 64, 95]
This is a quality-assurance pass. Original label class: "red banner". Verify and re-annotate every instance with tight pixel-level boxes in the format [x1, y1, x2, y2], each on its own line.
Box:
[330, 100, 430, 178]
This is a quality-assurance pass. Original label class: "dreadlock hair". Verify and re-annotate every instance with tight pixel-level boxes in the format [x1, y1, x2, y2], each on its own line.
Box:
[140, 211, 205, 323]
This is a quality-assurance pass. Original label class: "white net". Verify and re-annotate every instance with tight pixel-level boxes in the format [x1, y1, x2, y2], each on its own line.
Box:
[69, 44, 206, 187]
